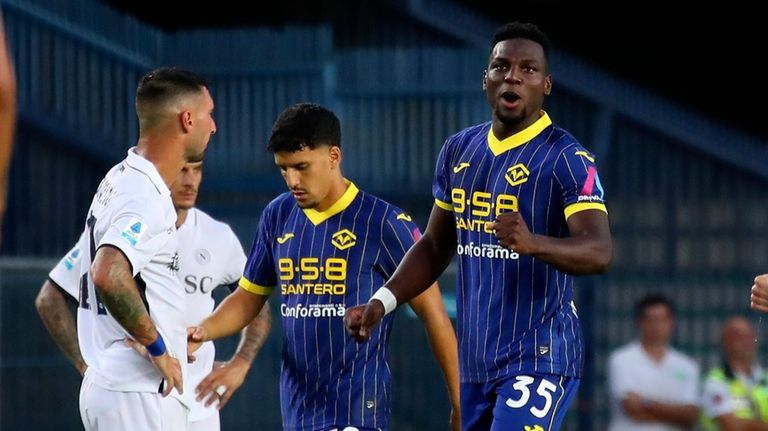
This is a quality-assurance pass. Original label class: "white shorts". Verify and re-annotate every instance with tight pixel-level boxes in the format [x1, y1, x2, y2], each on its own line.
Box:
[79, 371, 187, 430]
[188, 411, 220, 431]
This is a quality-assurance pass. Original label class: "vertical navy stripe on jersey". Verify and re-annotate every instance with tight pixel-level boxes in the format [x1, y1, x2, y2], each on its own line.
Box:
[242, 182, 419, 431]
[432, 112, 607, 382]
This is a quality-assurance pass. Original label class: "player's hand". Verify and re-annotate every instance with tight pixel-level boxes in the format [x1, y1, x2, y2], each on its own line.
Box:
[187, 326, 207, 363]
[344, 302, 385, 342]
[487, 211, 538, 255]
[124, 337, 149, 358]
[151, 351, 183, 397]
[752, 274, 768, 313]
[621, 391, 653, 421]
[195, 356, 251, 409]
[449, 406, 461, 431]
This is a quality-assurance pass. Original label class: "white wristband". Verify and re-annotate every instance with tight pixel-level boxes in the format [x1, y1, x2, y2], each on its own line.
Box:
[369, 287, 397, 316]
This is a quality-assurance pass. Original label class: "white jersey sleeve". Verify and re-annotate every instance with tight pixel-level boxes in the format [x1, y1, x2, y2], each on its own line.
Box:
[48, 232, 87, 299]
[97, 196, 175, 277]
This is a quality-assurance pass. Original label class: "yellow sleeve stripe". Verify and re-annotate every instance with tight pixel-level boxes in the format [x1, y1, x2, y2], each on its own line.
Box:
[434, 198, 454, 211]
[564, 202, 608, 220]
[238, 277, 274, 296]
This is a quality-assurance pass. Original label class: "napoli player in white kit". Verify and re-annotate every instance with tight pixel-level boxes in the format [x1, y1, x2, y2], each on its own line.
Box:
[59, 67, 213, 431]
[37, 160, 272, 430]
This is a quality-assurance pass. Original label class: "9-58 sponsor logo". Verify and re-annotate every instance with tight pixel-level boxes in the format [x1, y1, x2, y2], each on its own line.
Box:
[451, 187, 518, 233]
[279, 257, 348, 295]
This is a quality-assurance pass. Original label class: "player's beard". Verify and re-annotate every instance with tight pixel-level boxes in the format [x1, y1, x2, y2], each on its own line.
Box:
[185, 148, 205, 163]
[184, 137, 209, 163]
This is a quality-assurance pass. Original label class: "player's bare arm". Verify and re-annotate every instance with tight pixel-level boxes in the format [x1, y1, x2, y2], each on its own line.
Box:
[715, 413, 768, 431]
[92, 246, 159, 343]
[489, 208, 612, 275]
[195, 304, 272, 409]
[750, 274, 768, 313]
[346, 205, 456, 341]
[188, 287, 268, 351]
[35, 280, 87, 376]
[91, 245, 183, 395]
[0, 8, 16, 239]
[407, 284, 461, 431]
[632, 397, 698, 428]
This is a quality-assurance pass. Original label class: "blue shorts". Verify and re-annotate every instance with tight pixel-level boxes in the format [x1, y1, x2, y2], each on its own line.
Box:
[320, 427, 382, 431]
[461, 373, 579, 431]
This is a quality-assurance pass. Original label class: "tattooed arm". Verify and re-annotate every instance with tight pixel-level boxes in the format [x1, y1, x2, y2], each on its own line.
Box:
[35, 279, 87, 376]
[91, 245, 182, 395]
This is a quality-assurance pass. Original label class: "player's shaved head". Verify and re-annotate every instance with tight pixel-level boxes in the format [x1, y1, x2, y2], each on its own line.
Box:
[135, 67, 210, 133]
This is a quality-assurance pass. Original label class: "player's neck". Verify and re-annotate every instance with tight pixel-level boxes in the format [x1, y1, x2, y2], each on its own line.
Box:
[135, 136, 185, 187]
[315, 176, 349, 212]
[729, 358, 753, 376]
[175, 208, 189, 228]
[492, 111, 541, 140]
[640, 340, 668, 362]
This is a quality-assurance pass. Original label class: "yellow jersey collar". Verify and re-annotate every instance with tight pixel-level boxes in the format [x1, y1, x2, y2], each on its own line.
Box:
[487, 111, 552, 156]
[302, 180, 359, 225]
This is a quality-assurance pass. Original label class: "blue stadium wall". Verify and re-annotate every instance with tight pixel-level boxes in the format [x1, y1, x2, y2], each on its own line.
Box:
[3, 0, 768, 429]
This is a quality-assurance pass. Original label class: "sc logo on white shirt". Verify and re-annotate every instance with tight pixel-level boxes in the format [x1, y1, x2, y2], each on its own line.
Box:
[184, 274, 215, 294]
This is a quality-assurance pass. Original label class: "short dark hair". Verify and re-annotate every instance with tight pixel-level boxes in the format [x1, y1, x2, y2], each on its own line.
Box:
[136, 67, 209, 108]
[267, 103, 341, 153]
[490, 22, 551, 61]
[634, 294, 675, 321]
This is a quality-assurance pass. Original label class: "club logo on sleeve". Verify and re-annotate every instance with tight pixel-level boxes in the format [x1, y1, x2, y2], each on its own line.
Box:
[505, 163, 530, 186]
[452, 162, 471, 173]
[577, 166, 605, 202]
[331, 229, 357, 250]
[396, 212, 412, 222]
[524, 426, 544, 431]
[276, 233, 295, 244]
[63, 247, 81, 270]
[120, 218, 146, 247]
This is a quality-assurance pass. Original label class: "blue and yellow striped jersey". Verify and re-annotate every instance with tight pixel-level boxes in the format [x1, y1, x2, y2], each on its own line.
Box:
[432, 111, 607, 382]
[240, 182, 420, 431]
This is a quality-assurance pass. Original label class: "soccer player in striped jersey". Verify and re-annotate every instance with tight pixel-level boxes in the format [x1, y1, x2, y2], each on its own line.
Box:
[188, 103, 460, 431]
[36, 160, 272, 431]
[346, 22, 613, 430]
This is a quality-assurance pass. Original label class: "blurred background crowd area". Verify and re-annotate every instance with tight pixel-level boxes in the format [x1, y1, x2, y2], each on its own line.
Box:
[1, 1, 767, 429]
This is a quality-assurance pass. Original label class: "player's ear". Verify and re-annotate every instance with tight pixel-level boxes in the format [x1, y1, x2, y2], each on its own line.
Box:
[544, 74, 552, 96]
[180, 110, 193, 133]
[482, 69, 487, 91]
[329, 145, 341, 169]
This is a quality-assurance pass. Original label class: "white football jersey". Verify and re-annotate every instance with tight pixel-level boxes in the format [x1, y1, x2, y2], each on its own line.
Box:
[48, 231, 86, 298]
[76, 148, 185, 399]
[177, 207, 246, 421]
[51, 206, 246, 422]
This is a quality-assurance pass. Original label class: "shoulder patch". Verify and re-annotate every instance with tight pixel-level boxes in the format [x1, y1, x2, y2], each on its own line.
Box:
[120, 217, 146, 247]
